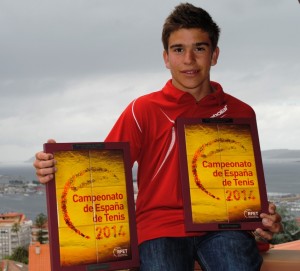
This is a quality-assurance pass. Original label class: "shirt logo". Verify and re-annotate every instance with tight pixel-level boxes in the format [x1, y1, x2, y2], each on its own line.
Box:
[210, 105, 228, 118]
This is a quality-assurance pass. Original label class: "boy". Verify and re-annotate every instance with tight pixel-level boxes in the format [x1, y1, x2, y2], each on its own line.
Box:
[34, 3, 282, 270]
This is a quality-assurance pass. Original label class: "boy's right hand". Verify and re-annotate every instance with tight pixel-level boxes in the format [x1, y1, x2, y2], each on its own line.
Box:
[33, 139, 57, 184]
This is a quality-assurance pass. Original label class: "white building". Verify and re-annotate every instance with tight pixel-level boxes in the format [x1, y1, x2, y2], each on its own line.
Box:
[0, 213, 32, 260]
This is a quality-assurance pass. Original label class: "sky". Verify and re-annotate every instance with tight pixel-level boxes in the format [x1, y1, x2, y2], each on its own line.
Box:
[0, 0, 299, 163]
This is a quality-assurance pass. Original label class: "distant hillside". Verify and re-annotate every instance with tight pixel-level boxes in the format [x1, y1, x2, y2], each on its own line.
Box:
[262, 149, 300, 159]
[25, 156, 35, 163]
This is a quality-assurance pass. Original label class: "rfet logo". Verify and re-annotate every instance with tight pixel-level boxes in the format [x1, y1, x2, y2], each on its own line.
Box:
[113, 247, 128, 257]
[244, 209, 259, 219]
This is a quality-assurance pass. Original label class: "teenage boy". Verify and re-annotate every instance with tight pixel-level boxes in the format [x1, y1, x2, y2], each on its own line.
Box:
[34, 3, 282, 271]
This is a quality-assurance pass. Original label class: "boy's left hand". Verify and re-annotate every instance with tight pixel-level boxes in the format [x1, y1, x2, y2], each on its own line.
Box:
[255, 202, 283, 240]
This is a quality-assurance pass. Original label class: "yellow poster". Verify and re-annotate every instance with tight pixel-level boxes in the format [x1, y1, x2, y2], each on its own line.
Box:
[178, 119, 268, 231]
[44, 143, 139, 271]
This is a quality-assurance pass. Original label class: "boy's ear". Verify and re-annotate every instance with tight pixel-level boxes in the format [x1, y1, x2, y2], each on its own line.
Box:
[211, 46, 220, 66]
[163, 50, 170, 69]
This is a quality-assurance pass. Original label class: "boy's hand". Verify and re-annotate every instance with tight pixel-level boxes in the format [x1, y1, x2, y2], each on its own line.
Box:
[33, 139, 57, 184]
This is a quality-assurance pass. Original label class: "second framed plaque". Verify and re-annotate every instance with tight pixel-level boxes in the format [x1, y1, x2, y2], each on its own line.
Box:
[177, 118, 268, 231]
[44, 142, 139, 271]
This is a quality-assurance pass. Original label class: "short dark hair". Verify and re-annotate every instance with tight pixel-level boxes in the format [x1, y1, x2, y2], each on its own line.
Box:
[162, 3, 220, 52]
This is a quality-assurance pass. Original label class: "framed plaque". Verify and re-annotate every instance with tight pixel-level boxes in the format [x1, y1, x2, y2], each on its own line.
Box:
[44, 142, 139, 271]
[177, 118, 268, 231]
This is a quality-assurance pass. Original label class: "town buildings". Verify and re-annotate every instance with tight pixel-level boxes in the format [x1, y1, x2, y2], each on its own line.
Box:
[0, 213, 32, 260]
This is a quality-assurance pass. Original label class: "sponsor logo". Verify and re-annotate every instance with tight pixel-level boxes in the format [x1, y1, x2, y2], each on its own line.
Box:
[113, 247, 128, 257]
[244, 209, 259, 219]
[210, 105, 228, 118]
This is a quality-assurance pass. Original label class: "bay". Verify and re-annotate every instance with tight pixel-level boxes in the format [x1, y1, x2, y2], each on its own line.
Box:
[0, 162, 46, 220]
[263, 159, 300, 194]
[0, 194, 47, 221]
[0, 157, 299, 221]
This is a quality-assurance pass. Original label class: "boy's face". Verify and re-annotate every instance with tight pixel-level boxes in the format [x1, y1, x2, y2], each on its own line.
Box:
[163, 28, 219, 99]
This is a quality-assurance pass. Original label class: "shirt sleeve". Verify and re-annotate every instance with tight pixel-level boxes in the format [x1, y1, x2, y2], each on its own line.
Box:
[105, 99, 142, 166]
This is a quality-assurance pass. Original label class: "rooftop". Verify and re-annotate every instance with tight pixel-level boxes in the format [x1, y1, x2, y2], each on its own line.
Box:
[0, 213, 26, 227]
[1, 259, 28, 271]
[28, 243, 51, 271]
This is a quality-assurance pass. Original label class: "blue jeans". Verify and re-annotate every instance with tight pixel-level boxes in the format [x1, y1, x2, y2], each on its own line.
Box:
[139, 231, 263, 271]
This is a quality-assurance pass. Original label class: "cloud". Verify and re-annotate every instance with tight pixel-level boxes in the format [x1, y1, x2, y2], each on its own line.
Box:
[0, 0, 299, 162]
[0, 0, 165, 79]
[256, 104, 300, 150]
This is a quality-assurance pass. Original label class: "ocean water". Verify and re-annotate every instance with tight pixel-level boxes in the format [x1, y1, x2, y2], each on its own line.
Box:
[263, 159, 300, 194]
[0, 159, 299, 221]
[0, 194, 47, 221]
[0, 162, 47, 220]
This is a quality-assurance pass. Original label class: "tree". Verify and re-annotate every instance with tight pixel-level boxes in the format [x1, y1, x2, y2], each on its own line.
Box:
[11, 222, 21, 246]
[35, 213, 47, 228]
[7, 246, 28, 264]
[270, 205, 300, 244]
[34, 213, 48, 244]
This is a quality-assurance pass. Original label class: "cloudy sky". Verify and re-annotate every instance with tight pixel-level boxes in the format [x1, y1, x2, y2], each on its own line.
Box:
[0, 0, 299, 163]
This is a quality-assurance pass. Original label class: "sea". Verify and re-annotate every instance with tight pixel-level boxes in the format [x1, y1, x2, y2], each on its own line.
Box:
[0, 158, 299, 221]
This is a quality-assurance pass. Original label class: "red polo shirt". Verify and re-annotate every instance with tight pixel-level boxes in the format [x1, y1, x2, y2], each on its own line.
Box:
[105, 80, 255, 245]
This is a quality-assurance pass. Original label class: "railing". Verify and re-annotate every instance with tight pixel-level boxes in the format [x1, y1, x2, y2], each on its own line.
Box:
[261, 249, 300, 271]
[194, 250, 300, 271]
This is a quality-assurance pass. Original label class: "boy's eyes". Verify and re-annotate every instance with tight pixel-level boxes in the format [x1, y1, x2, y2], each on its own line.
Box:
[195, 46, 205, 52]
[172, 46, 206, 53]
[173, 47, 184, 53]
